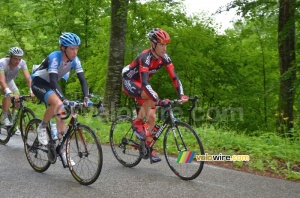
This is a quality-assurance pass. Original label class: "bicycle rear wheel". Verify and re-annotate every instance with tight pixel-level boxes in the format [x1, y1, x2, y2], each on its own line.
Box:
[67, 124, 103, 185]
[110, 115, 142, 167]
[163, 121, 204, 180]
[24, 118, 51, 172]
[20, 107, 36, 142]
[0, 107, 12, 145]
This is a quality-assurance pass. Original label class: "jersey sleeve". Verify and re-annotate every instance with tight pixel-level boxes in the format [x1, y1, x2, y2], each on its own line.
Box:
[0, 59, 5, 74]
[72, 57, 84, 73]
[48, 53, 59, 74]
[20, 60, 28, 71]
[161, 53, 184, 97]
[139, 55, 159, 101]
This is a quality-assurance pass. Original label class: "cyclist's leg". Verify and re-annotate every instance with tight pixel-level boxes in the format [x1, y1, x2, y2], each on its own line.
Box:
[11, 88, 21, 116]
[32, 77, 62, 125]
[122, 78, 144, 133]
[32, 77, 60, 144]
[1, 81, 14, 114]
[1, 81, 16, 125]
[136, 94, 162, 162]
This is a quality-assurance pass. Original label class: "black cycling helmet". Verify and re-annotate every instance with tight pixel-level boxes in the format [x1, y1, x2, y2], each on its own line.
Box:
[148, 28, 170, 44]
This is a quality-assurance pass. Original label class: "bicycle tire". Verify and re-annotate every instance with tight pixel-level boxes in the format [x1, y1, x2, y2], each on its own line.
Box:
[67, 124, 103, 185]
[20, 107, 36, 142]
[0, 106, 12, 145]
[109, 115, 142, 167]
[24, 118, 51, 172]
[163, 121, 204, 180]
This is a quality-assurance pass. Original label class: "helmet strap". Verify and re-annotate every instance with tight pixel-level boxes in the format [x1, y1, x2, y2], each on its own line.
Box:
[151, 43, 162, 59]
[61, 46, 72, 62]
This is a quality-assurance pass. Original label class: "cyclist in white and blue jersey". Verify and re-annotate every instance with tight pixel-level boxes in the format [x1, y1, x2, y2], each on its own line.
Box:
[31, 33, 91, 158]
[0, 47, 34, 127]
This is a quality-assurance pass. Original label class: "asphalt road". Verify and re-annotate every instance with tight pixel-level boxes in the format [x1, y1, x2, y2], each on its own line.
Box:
[0, 135, 299, 198]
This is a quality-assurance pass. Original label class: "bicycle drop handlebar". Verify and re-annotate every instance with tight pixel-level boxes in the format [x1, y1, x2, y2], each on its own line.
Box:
[60, 100, 93, 120]
[156, 95, 199, 111]
[10, 95, 32, 108]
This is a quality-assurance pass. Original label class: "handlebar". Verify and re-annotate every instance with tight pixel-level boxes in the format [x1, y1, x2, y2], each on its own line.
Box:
[188, 95, 199, 112]
[156, 95, 199, 112]
[10, 95, 32, 108]
[59, 100, 93, 120]
[10, 95, 32, 102]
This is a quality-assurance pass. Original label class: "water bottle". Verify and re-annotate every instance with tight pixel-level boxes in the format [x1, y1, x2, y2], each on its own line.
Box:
[50, 121, 58, 140]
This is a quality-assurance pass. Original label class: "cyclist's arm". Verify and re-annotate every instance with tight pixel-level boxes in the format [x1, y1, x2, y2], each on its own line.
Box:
[49, 73, 66, 100]
[77, 72, 89, 98]
[0, 72, 8, 90]
[165, 63, 184, 98]
[140, 66, 159, 102]
[22, 70, 33, 95]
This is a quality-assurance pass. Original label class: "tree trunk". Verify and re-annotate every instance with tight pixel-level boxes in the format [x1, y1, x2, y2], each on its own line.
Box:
[277, 0, 296, 135]
[103, 0, 129, 121]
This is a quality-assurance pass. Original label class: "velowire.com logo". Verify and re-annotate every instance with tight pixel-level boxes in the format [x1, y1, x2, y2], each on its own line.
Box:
[177, 151, 250, 163]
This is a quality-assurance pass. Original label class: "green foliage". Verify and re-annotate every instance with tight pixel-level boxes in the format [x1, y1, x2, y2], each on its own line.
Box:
[0, 0, 299, 139]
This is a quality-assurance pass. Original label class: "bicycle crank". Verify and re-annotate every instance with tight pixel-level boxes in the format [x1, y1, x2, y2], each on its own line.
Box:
[140, 141, 150, 159]
[47, 140, 57, 164]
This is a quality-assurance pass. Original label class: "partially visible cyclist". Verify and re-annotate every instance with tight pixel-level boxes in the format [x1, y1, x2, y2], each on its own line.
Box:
[31, 32, 92, 166]
[122, 28, 188, 163]
[0, 47, 34, 131]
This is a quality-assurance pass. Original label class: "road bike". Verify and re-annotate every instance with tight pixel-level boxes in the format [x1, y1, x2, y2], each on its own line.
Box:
[0, 95, 35, 145]
[110, 96, 205, 180]
[24, 100, 103, 185]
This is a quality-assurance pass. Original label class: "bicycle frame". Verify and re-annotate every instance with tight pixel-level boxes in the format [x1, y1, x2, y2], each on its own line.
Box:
[138, 96, 198, 149]
[7, 96, 31, 134]
[51, 101, 89, 167]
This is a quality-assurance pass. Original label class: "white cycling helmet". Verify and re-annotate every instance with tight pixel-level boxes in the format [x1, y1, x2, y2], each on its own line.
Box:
[9, 47, 24, 56]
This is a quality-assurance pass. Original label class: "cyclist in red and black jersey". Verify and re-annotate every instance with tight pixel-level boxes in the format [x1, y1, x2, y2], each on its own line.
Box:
[122, 28, 188, 163]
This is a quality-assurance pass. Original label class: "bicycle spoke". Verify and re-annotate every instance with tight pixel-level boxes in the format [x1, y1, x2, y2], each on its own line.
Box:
[68, 124, 103, 185]
[164, 121, 204, 180]
[110, 115, 142, 167]
[24, 118, 51, 172]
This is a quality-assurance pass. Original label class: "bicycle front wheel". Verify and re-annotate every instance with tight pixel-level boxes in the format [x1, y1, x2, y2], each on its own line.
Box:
[24, 118, 51, 172]
[20, 107, 36, 142]
[109, 115, 142, 167]
[163, 121, 204, 180]
[67, 124, 103, 185]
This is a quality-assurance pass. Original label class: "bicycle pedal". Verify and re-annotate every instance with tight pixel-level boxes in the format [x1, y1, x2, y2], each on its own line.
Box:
[140, 141, 149, 159]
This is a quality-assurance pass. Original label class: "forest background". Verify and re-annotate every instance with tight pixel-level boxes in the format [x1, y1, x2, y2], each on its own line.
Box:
[0, 0, 299, 180]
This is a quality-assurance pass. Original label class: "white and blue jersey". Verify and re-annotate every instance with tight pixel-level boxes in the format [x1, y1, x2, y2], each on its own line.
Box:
[31, 51, 89, 103]
[31, 51, 83, 81]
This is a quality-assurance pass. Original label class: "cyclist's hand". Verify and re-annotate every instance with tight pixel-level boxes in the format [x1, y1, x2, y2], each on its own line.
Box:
[84, 97, 93, 107]
[180, 95, 189, 104]
[63, 99, 70, 106]
[14, 95, 20, 101]
[157, 99, 170, 107]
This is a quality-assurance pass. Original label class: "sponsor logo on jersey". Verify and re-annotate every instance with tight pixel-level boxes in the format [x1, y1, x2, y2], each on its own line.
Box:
[32, 85, 46, 94]
[145, 85, 156, 98]
[124, 80, 136, 93]
[126, 68, 138, 78]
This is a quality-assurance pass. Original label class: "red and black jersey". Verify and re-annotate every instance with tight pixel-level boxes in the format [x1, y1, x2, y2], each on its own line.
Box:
[122, 48, 184, 101]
